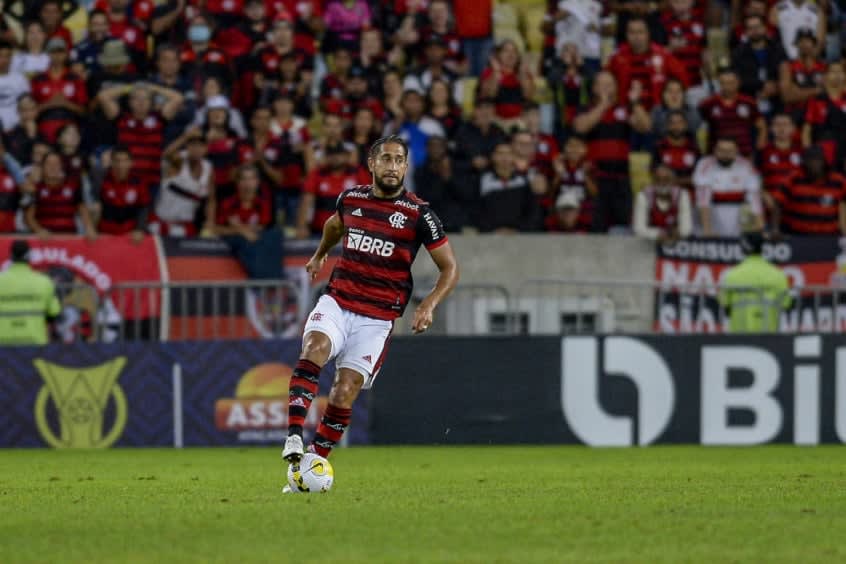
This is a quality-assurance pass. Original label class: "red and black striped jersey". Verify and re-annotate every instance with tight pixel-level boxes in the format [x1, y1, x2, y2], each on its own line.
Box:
[804, 93, 846, 165]
[99, 172, 150, 235]
[480, 67, 525, 119]
[774, 172, 846, 235]
[581, 103, 631, 179]
[653, 137, 699, 183]
[117, 112, 166, 186]
[785, 59, 826, 114]
[327, 186, 448, 321]
[698, 94, 760, 156]
[217, 194, 272, 227]
[659, 13, 706, 86]
[0, 168, 17, 232]
[643, 185, 682, 229]
[33, 179, 82, 233]
[757, 143, 802, 192]
[30, 69, 87, 142]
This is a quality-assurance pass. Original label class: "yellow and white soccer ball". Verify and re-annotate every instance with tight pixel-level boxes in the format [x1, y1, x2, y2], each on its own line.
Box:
[287, 453, 334, 493]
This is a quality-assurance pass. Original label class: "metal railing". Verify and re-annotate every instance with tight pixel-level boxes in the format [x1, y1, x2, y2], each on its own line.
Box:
[54, 280, 304, 342]
[49, 278, 846, 342]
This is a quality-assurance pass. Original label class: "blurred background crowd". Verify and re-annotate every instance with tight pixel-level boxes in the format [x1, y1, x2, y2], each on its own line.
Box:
[0, 0, 844, 252]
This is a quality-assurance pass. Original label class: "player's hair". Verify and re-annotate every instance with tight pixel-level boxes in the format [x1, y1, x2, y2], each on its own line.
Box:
[368, 135, 409, 160]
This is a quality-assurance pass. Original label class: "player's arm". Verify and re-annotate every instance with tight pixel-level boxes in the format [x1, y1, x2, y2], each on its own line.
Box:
[412, 208, 460, 334]
[412, 241, 459, 334]
[306, 212, 344, 280]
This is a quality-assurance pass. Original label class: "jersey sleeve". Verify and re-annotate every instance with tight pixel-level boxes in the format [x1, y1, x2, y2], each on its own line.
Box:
[417, 206, 448, 250]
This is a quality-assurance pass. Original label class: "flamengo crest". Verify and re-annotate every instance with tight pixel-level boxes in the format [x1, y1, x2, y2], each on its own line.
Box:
[388, 211, 407, 229]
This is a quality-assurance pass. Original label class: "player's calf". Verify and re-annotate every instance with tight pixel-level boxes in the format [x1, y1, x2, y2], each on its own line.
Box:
[287, 358, 322, 438]
[310, 368, 362, 457]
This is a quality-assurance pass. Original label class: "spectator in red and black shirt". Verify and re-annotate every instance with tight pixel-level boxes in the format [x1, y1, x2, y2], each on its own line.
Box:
[652, 110, 700, 191]
[24, 151, 96, 238]
[0, 147, 18, 232]
[337, 65, 385, 121]
[31, 37, 87, 143]
[758, 113, 803, 194]
[196, 96, 255, 201]
[38, 0, 73, 50]
[251, 19, 315, 110]
[479, 39, 536, 121]
[779, 28, 825, 120]
[547, 135, 595, 233]
[418, 0, 467, 75]
[573, 70, 652, 230]
[522, 103, 560, 187]
[215, 164, 273, 240]
[297, 143, 370, 237]
[96, 145, 150, 240]
[802, 62, 846, 167]
[319, 46, 353, 115]
[699, 66, 767, 156]
[773, 145, 846, 235]
[180, 15, 232, 90]
[102, 0, 150, 73]
[606, 17, 688, 111]
[247, 105, 286, 221]
[99, 82, 184, 192]
[659, 0, 707, 87]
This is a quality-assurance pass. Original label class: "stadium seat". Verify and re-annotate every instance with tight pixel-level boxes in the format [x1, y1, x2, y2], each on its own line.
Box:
[461, 77, 478, 116]
[629, 152, 652, 194]
[494, 2, 519, 29]
[523, 6, 547, 53]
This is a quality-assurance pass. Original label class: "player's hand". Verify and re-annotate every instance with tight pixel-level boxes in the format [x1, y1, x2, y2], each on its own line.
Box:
[306, 254, 327, 281]
[412, 298, 435, 334]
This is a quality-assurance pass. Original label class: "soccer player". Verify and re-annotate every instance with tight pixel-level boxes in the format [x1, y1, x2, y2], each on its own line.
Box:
[281, 135, 459, 481]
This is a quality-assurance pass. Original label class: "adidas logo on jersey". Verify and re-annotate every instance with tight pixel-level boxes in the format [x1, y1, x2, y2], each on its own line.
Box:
[352, 208, 363, 217]
[347, 232, 395, 257]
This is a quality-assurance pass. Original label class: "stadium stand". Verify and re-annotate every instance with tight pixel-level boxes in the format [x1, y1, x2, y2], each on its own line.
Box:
[0, 0, 841, 245]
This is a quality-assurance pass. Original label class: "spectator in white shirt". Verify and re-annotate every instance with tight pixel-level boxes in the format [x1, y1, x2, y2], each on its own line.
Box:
[12, 21, 49, 78]
[693, 137, 764, 237]
[633, 163, 693, 242]
[0, 42, 30, 131]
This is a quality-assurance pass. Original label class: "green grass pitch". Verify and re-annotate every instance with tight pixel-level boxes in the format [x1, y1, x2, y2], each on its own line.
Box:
[1, 446, 845, 563]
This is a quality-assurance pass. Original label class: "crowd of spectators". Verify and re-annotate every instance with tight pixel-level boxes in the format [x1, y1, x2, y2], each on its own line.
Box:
[0, 0, 844, 252]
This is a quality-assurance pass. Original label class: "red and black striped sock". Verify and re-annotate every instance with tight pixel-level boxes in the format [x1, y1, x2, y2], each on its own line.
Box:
[311, 404, 352, 458]
[287, 359, 321, 437]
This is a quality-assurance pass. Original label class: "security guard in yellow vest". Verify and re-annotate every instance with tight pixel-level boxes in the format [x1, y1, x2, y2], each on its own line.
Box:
[719, 231, 791, 333]
[0, 240, 61, 345]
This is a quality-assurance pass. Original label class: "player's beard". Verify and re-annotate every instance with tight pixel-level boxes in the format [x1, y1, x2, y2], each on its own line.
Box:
[374, 173, 405, 197]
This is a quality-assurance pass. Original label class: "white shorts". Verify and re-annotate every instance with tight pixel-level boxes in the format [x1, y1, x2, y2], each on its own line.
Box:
[303, 295, 393, 389]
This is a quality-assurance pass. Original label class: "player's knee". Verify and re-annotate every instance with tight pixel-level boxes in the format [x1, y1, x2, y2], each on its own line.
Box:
[330, 371, 364, 406]
[301, 332, 331, 365]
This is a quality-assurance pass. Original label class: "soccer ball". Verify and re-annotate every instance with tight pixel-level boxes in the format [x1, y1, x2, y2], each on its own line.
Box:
[287, 453, 334, 493]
